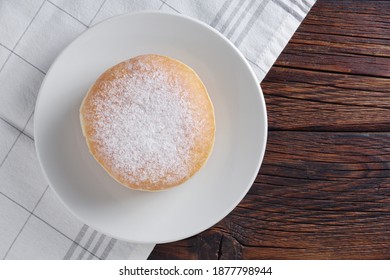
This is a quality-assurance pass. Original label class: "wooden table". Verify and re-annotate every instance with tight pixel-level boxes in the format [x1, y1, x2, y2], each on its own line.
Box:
[149, 0, 390, 259]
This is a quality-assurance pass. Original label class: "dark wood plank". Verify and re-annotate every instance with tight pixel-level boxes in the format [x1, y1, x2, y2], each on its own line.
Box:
[264, 67, 390, 131]
[279, 0, 390, 76]
[149, 0, 390, 259]
[263, 0, 390, 131]
[150, 132, 390, 259]
[297, 1, 390, 42]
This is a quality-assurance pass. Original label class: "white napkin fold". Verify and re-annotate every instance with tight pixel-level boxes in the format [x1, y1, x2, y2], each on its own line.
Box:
[0, 0, 315, 259]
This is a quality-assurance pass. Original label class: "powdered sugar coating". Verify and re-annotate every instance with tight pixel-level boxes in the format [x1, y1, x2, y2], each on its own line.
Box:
[82, 55, 213, 190]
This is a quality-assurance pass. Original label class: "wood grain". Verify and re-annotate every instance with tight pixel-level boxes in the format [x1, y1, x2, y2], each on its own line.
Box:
[149, 0, 390, 259]
[265, 67, 390, 131]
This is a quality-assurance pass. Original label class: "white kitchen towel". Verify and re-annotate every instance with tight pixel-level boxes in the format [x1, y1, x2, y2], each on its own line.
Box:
[0, 0, 315, 259]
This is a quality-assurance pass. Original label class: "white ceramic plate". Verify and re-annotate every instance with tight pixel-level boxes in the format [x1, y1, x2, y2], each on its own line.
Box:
[35, 11, 267, 243]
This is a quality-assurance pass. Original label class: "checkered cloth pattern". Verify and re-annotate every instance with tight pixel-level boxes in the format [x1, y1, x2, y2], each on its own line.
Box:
[0, 0, 315, 259]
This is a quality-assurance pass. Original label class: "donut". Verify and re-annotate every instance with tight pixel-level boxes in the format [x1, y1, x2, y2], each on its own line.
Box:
[80, 54, 215, 191]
